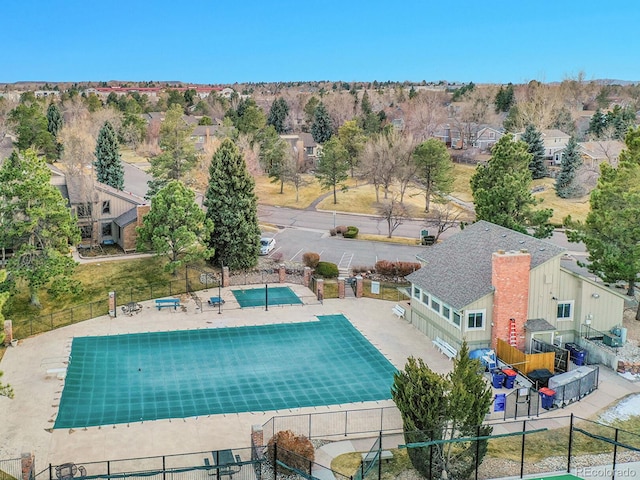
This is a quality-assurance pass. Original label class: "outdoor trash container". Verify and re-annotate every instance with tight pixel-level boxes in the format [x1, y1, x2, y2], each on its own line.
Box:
[539, 387, 556, 409]
[565, 343, 587, 366]
[494, 393, 506, 412]
[492, 370, 506, 388]
[502, 369, 517, 389]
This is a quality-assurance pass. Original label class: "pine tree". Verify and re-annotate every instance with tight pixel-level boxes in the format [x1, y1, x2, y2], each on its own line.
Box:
[471, 134, 554, 238]
[588, 109, 607, 138]
[94, 121, 124, 190]
[520, 124, 547, 179]
[46, 103, 63, 138]
[310, 102, 333, 143]
[267, 97, 289, 134]
[204, 139, 261, 270]
[315, 136, 349, 204]
[555, 136, 583, 198]
[392, 341, 492, 480]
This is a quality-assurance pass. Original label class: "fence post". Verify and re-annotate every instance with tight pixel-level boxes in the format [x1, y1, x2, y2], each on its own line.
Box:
[567, 413, 574, 473]
[162, 456, 166, 480]
[344, 410, 348, 437]
[378, 431, 382, 480]
[612, 428, 619, 480]
[273, 443, 278, 479]
[475, 425, 480, 480]
[520, 420, 526, 478]
[48, 464, 52, 480]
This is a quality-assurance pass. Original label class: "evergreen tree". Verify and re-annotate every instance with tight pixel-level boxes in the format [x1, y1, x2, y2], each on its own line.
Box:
[94, 121, 124, 190]
[413, 138, 454, 212]
[204, 139, 261, 270]
[520, 124, 548, 179]
[337, 120, 365, 178]
[315, 136, 349, 204]
[0, 270, 14, 398]
[267, 97, 289, 134]
[0, 150, 81, 306]
[46, 103, 63, 138]
[471, 134, 554, 238]
[310, 102, 333, 143]
[258, 126, 289, 193]
[147, 104, 197, 198]
[8, 103, 58, 158]
[566, 127, 640, 320]
[555, 136, 583, 198]
[408, 86, 417, 100]
[137, 180, 214, 275]
[494, 83, 515, 113]
[392, 342, 492, 480]
[588, 109, 607, 138]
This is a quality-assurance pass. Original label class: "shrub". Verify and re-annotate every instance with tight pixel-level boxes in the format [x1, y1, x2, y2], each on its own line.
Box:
[375, 260, 421, 277]
[329, 228, 337, 236]
[315, 261, 339, 278]
[271, 252, 283, 263]
[343, 226, 359, 238]
[302, 252, 320, 268]
[266, 430, 315, 475]
[335, 225, 347, 235]
[352, 265, 374, 274]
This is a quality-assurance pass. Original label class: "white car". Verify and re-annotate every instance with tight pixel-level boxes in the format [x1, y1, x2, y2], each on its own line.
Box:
[260, 237, 276, 255]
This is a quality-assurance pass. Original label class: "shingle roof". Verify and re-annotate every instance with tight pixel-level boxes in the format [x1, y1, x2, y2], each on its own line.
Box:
[406, 221, 565, 310]
[114, 208, 138, 227]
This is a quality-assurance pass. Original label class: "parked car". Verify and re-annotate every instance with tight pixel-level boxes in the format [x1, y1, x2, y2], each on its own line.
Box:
[260, 237, 276, 255]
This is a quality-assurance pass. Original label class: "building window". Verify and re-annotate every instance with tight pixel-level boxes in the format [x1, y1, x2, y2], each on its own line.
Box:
[80, 225, 92, 239]
[77, 203, 92, 218]
[421, 291, 429, 305]
[431, 298, 441, 314]
[442, 305, 451, 320]
[557, 301, 574, 321]
[453, 311, 461, 327]
[467, 310, 484, 330]
[102, 201, 111, 215]
[305, 147, 314, 155]
[413, 285, 420, 298]
[102, 223, 112, 237]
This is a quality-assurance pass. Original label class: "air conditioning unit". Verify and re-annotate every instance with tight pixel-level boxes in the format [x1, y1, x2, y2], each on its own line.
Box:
[603, 333, 622, 347]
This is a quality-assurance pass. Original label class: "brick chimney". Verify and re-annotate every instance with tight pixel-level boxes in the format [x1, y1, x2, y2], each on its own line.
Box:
[491, 250, 531, 351]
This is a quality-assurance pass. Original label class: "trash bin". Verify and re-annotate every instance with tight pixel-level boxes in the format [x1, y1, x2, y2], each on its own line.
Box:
[565, 342, 586, 366]
[539, 387, 556, 409]
[494, 393, 506, 412]
[492, 370, 506, 388]
[502, 368, 517, 389]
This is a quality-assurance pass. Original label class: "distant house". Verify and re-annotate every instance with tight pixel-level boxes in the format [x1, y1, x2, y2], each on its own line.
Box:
[65, 175, 149, 252]
[405, 221, 625, 366]
[190, 125, 219, 151]
[578, 140, 624, 169]
[280, 133, 319, 169]
[541, 129, 571, 165]
[473, 126, 504, 151]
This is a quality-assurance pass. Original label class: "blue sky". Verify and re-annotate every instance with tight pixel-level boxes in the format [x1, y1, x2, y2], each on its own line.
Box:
[3, 0, 639, 85]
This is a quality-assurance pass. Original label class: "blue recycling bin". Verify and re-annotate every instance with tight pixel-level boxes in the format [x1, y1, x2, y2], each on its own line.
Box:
[565, 342, 586, 366]
[492, 370, 506, 388]
[494, 393, 506, 412]
[539, 388, 556, 409]
[502, 369, 517, 389]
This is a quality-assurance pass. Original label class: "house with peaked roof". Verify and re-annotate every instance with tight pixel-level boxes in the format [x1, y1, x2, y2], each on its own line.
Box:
[473, 126, 504, 151]
[65, 176, 149, 252]
[578, 140, 624, 169]
[405, 221, 625, 366]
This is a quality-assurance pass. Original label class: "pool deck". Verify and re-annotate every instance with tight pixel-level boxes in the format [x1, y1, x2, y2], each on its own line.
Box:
[1, 284, 640, 469]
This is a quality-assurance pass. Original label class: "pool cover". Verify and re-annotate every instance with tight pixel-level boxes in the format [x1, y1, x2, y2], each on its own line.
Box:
[54, 314, 396, 428]
[232, 286, 303, 308]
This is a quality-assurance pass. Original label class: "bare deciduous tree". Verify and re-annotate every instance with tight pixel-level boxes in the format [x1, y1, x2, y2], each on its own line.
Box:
[378, 196, 408, 238]
[404, 89, 448, 141]
[360, 132, 397, 202]
[58, 121, 95, 176]
[424, 203, 464, 242]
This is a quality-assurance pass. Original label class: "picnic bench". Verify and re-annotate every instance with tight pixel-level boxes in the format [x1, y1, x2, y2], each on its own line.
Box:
[433, 337, 457, 360]
[391, 304, 406, 319]
[155, 298, 180, 310]
[208, 296, 225, 306]
[362, 450, 394, 463]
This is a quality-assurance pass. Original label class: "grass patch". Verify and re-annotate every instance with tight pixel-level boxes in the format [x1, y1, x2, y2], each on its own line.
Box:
[357, 233, 421, 245]
[254, 174, 325, 209]
[331, 449, 412, 480]
[532, 178, 590, 224]
[451, 163, 477, 203]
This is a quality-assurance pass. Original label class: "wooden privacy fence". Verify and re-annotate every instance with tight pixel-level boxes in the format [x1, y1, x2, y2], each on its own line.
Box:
[496, 339, 555, 374]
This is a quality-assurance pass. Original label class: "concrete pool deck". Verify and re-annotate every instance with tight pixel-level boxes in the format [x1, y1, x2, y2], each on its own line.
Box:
[1, 284, 639, 469]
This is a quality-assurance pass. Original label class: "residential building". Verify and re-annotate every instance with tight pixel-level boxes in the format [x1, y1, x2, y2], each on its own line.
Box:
[65, 175, 149, 252]
[473, 126, 504, 151]
[280, 133, 319, 169]
[406, 221, 625, 362]
[578, 140, 624, 169]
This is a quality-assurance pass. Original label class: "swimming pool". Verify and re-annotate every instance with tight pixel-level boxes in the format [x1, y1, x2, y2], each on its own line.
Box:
[232, 286, 303, 308]
[54, 314, 397, 429]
